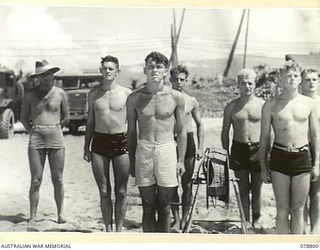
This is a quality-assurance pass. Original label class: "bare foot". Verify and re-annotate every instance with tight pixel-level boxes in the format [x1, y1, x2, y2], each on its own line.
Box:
[58, 216, 67, 224]
[252, 218, 263, 229]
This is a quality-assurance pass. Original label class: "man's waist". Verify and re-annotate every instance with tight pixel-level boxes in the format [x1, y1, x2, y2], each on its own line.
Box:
[32, 124, 61, 129]
[232, 140, 259, 147]
[273, 142, 309, 153]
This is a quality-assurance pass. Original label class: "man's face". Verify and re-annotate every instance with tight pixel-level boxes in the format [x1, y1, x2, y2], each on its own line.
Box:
[100, 61, 119, 81]
[37, 71, 54, 92]
[238, 78, 256, 96]
[170, 72, 187, 91]
[144, 58, 168, 83]
[280, 69, 302, 89]
[301, 72, 319, 94]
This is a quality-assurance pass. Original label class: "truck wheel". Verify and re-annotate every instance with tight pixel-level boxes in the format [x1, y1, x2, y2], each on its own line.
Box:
[68, 123, 79, 134]
[0, 108, 15, 139]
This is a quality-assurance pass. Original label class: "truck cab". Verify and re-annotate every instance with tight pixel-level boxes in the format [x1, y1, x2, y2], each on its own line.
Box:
[54, 73, 102, 133]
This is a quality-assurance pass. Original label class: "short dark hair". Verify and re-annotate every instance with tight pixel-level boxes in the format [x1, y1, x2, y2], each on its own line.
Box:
[145, 51, 169, 68]
[302, 67, 319, 78]
[101, 55, 119, 69]
[279, 61, 302, 76]
[170, 65, 189, 78]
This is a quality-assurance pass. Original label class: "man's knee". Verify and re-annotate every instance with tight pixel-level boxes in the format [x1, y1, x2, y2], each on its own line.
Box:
[310, 192, 320, 205]
[115, 187, 127, 200]
[51, 175, 63, 186]
[31, 177, 42, 189]
[99, 188, 111, 200]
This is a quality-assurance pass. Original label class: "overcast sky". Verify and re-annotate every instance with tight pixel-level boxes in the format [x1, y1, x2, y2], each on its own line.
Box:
[0, 5, 319, 73]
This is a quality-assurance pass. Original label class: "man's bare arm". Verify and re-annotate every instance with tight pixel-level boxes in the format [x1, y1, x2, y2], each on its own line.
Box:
[20, 92, 32, 133]
[60, 90, 70, 128]
[221, 103, 233, 153]
[83, 91, 95, 162]
[191, 98, 204, 158]
[126, 93, 138, 177]
[309, 100, 320, 181]
[175, 92, 187, 175]
[259, 101, 272, 183]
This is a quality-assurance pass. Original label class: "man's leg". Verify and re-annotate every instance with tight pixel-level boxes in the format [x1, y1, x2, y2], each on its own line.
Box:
[139, 185, 157, 232]
[91, 153, 113, 231]
[291, 172, 310, 234]
[28, 149, 46, 223]
[180, 156, 195, 229]
[112, 154, 130, 232]
[250, 171, 263, 227]
[234, 169, 250, 222]
[157, 186, 175, 233]
[170, 187, 180, 230]
[309, 179, 320, 234]
[48, 148, 66, 223]
[271, 171, 291, 234]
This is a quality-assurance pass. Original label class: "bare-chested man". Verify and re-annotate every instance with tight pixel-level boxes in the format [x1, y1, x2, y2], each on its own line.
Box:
[260, 62, 319, 234]
[169, 65, 204, 231]
[301, 68, 320, 234]
[127, 51, 187, 233]
[83, 56, 131, 232]
[221, 68, 264, 228]
[20, 60, 70, 225]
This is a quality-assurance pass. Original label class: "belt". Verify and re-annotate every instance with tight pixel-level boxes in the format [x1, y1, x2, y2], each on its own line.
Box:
[233, 140, 259, 147]
[273, 142, 309, 153]
[32, 124, 61, 129]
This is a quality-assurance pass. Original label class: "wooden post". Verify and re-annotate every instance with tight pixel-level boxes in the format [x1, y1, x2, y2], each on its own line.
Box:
[223, 9, 247, 77]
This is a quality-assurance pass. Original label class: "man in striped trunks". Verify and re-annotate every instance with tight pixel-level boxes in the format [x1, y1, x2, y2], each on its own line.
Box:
[83, 55, 131, 232]
[20, 60, 70, 226]
[260, 61, 319, 234]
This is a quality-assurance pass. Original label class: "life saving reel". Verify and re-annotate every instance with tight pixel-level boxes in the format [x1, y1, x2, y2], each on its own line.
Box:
[193, 148, 230, 209]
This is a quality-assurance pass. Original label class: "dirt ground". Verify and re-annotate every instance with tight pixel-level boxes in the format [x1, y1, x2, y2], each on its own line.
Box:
[0, 118, 278, 234]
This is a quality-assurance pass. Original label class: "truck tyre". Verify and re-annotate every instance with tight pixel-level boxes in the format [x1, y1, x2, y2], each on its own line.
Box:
[68, 122, 79, 134]
[0, 108, 15, 139]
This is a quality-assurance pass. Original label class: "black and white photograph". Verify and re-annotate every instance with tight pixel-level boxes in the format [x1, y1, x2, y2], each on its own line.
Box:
[0, 3, 320, 239]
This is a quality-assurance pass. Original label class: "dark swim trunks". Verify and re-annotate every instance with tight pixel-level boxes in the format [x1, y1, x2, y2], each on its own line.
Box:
[230, 140, 261, 172]
[91, 132, 129, 159]
[270, 143, 312, 176]
[175, 132, 196, 159]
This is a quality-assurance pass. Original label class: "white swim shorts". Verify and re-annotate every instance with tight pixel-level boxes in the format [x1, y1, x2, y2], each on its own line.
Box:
[135, 140, 178, 187]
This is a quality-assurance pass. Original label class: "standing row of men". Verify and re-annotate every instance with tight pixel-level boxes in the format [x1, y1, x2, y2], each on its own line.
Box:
[20, 51, 320, 234]
[222, 62, 320, 234]
[21, 51, 204, 233]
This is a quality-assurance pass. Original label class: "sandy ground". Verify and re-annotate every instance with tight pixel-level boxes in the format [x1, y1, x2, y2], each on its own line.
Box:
[0, 118, 278, 234]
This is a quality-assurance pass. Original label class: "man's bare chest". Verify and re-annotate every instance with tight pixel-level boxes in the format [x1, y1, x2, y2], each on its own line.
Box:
[94, 91, 127, 112]
[137, 94, 176, 118]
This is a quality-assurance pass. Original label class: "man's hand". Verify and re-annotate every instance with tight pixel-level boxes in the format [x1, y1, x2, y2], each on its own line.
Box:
[177, 161, 185, 176]
[196, 149, 203, 161]
[83, 148, 91, 162]
[311, 165, 319, 182]
[261, 169, 271, 184]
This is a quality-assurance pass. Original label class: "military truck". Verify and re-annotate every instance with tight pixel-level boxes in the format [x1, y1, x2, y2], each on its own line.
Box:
[0, 68, 23, 139]
[54, 73, 102, 133]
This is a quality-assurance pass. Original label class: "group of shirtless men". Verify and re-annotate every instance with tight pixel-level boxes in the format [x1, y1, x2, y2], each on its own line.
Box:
[20, 51, 320, 234]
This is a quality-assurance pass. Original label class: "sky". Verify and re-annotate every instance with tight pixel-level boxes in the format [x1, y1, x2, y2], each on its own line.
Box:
[0, 4, 320, 73]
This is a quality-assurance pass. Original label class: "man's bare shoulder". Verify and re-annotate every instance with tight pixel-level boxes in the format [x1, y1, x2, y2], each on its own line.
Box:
[116, 84, 132, 95]
[224, 98, 238, 111]
[53, 86, 67, 96]
[253, 96, 265, 105]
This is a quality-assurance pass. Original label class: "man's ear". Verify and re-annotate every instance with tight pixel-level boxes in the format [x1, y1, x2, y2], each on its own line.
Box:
[99, 67, 102, 74]
[163, 68, 168, 77]
[143, 66, 147, 75]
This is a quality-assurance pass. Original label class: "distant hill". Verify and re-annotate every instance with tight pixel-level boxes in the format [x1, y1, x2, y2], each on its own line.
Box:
[112, 54, 287, 88]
